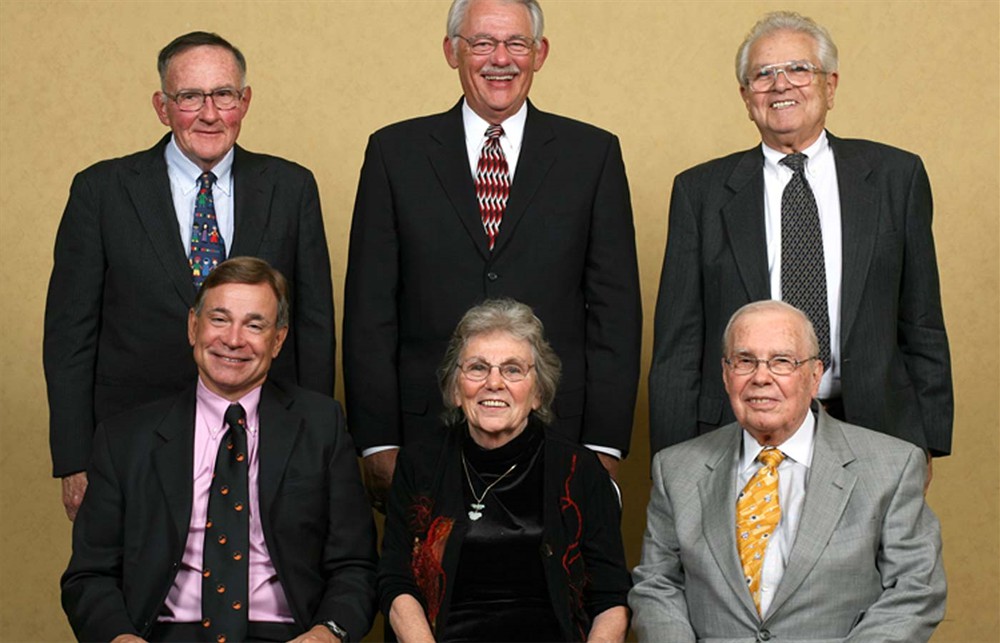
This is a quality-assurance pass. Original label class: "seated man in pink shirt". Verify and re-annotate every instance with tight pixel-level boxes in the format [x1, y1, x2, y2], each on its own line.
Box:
[61, 257, 375, 643]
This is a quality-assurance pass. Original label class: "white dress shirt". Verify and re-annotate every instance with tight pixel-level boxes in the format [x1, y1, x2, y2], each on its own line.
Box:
[738, 412, 816, 617]
[762, 130, 842, 399]
[165, 136, 235, 258]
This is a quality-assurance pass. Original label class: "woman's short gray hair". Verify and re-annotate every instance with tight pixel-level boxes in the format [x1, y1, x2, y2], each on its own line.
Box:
[735, 11, 839, 87]
[438, 298, 561, 426]
[446, 0, 545, 45]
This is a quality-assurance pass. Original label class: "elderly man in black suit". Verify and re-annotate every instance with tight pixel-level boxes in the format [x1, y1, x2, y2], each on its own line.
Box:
[344, 0, 642, 508]
[45, 31, 335, 520]
[62, 257, 375, 643]
[648, 12, 952, 472]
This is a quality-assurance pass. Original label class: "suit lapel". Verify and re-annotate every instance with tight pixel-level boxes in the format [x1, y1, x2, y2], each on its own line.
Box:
[152, 385, 197, 551]
[230, 146, 272, 258]
[699, 427, 760, 620]
[765, 409, 858, 620]
[721, 148, 770, 301]
[428, 101, 490, 260]
[124, 134, 196, 307]
[829, 134, 878, 348]
[257, 382, 304, 528]
[492, 102, 556, 257]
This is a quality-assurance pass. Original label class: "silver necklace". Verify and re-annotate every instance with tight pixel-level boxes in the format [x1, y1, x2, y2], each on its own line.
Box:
[461, 454, 517, 521]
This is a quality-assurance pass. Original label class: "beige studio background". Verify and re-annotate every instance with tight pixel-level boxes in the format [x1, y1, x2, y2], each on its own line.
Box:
[1, 0, 997, 640]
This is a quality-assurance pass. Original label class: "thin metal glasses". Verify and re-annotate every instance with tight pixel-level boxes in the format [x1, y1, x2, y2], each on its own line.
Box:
[162, 87, 246, 112]
[724, 355, 819, 376]
[459, 359, 535, 382]
[455, 34, 536, 56]
[746, 60, 826, 93]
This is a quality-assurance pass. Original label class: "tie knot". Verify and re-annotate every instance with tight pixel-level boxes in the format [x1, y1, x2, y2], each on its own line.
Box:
[780, 153, 807, 174]
[199, 172, 217, 189]
[485, 124, 504, 141]
[758, 448, 785, 468]
[224, 403, 247, 435]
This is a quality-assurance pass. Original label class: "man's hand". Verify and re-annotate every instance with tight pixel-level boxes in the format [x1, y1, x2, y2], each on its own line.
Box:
[362, 449, 399, 513]
[596, 453, 620, 482]
[110, 635, 147, 643]
[287, 624, 341, 643]
[62, 471, 88, 521]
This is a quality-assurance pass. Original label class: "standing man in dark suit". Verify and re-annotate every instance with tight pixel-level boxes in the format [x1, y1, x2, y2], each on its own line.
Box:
[344, 0, 642, 507]
[648, 12, 952, 468]
[62, 257, 375, 643]
[45, 32, 335, 520]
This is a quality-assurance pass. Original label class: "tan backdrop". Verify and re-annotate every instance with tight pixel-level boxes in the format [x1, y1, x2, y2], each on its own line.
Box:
[1, 1, 997, 640]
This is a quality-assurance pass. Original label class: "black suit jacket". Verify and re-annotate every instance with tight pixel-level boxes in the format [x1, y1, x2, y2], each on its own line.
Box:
[44, 135, 335, 477]
[648, 133, 953, 455]
[61, 380, 377, 641]
[343, 100, 641, 455]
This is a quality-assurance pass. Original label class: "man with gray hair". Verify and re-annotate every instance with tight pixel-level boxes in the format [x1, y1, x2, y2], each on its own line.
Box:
[45, 31, 335, 521]
[344, 0, 642, 508]
[647, 12, 953, 475]
[631, 300, 945, 641]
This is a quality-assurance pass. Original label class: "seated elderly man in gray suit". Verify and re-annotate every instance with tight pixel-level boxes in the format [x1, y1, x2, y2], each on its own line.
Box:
[630, 300, 945, 642]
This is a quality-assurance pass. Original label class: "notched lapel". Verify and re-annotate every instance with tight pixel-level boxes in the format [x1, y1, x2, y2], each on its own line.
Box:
[256, 383, 305, 524]
[152, 387, 197, 552]
[126, 137, 196, 306]
[230, 147, 272, 258]
[830, 136, 878, 348]
[721, 149, 770, 301]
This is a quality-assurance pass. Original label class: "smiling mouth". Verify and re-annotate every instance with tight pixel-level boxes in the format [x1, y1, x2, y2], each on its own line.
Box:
[215, 354, 250, 364]
[479, 399, 509, 408]
[770, 100, 797, 109]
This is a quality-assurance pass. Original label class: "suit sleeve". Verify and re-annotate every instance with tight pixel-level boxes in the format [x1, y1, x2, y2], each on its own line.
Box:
[897, 158, 952, 455]
[580, 135, 642, 455]
[628, 451, 697, 642]
[845, 447, 946, 641]
[292, 170, 336, 396]
[61, 424, 139, 640]
[44, 171, 105, 477]
[648, 174, 705, 455]
[343, 134, 402, 451]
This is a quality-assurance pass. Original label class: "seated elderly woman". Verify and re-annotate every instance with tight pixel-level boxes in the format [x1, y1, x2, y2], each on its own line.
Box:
[378, 299, 631, 643]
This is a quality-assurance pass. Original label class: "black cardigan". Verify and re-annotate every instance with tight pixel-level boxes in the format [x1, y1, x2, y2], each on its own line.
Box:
[378, 419, 631, 641]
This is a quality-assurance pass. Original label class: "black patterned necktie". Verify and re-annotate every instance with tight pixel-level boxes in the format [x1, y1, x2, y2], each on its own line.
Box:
[780, 153, 831, 369]
[190, 172, 226, 289]
[201, 403, 249, 643]
[476, 124, 510, 250]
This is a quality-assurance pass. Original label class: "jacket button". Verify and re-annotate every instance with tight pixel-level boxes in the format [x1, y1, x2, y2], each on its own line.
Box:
[758, 629, 771, 641]
[541, 543, 553, 557]
[487, 272, 498, 281]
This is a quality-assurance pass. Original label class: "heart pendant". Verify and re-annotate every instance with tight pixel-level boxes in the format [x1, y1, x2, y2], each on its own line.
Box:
[468, 510, 483, 521]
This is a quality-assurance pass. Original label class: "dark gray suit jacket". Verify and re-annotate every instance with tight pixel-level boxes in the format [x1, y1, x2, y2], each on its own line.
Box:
[61, 380, 377, 641]
[343, 100, 641, 455]
[648, 133, 952, 456]
[630, 409, 946, 642]
[44, 135, 335, 477]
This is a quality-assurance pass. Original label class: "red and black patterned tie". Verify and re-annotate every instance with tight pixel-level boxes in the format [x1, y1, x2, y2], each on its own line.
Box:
[780, 153, 831, 368]
[190, 172, 226, 289]
[475, 124, 510, 251]
[201, 403, 249, 643]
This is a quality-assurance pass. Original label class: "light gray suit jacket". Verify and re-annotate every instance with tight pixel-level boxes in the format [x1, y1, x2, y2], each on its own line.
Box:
[629, 408, 945, 643]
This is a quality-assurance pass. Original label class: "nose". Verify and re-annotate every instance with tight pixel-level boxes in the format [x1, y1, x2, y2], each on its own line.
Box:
[771, 68, 793, 91]
[749, 360, 774, 384]
[222, 323, 245, 348]
[490, 42, 512, 66]
[484, 365, 506, 388]
[198, 96, 221, 121]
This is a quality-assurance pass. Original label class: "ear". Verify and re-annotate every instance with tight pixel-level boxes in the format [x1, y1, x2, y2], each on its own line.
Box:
[444, 35, 460, 69]
[532, 37, 549, 71]
[824, 71, 839, 109]
[239, 85, 252, 115]
[808, 358, 824, 398]
[271, 325, 289, 358]
[153, 91, 171, 126]
[187, 308, 198, 347]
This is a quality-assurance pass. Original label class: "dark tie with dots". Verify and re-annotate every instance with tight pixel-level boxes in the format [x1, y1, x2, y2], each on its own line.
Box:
[190, 172, 226, 289]
[476, 124, 510, 250]
[780, 153, 831, 368]
[202, 403, 249, 643]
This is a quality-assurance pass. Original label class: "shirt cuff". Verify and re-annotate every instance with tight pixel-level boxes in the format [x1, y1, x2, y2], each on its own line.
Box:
[361, 445, 400, 458]
[584, 444, 622, 460]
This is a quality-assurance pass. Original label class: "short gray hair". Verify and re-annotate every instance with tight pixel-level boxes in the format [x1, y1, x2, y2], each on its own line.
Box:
[735, 11, 838, 87]
[438, 298, 561, 426]
[158, 31, 247, 91]
[721, 300, 819, 357]
[446, 0, 545, 45]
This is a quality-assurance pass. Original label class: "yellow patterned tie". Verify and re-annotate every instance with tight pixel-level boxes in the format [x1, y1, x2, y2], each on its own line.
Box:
[736, 447, 786, 613]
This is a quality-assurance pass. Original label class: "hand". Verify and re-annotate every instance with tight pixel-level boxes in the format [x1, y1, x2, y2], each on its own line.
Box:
[362, 449, 399, 513]
[62, 471, 89, 521]
[287, 624, 340, 643]
[596, 453, 620, 482]
[110, 635, 147, 643]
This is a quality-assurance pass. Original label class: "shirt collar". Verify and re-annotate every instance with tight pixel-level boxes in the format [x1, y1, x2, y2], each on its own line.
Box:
[461, 98, 528, 150]
[761, 129, 830, 177]
[196, 378, 263, 437]
[740, 409, 816, 472]
[165, 135, 235, 196]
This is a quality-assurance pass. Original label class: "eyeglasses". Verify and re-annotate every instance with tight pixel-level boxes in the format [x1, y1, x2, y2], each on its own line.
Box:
[724, 355, 818, 376]
[458, 359, 535, 382]
[455, 34, 536, 56]
[746, 60, 826, 93]
[162, 87, 245, 112]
